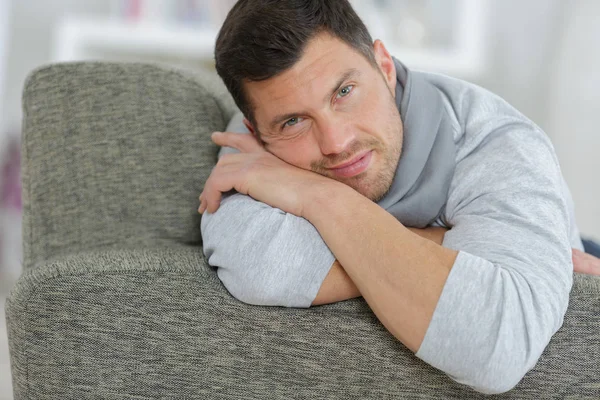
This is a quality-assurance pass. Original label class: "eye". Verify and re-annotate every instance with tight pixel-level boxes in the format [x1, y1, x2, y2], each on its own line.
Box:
[283, 117, 303, 129]
[336, 85, 354, 99]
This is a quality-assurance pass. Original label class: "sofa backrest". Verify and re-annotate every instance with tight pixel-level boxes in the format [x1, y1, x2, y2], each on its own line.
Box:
[20, 61, 238, 270]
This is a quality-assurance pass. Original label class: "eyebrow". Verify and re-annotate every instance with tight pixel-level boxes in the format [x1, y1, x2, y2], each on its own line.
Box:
[268, 68, 361, 130]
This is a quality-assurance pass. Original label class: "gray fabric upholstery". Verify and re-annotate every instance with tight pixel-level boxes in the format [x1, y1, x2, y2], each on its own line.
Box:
[5, 61, 600, 399]
[17, 61, 237, 270]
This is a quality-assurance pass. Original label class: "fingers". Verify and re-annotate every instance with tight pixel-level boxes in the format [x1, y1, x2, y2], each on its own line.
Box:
[198, 192, 206, 214]
[202, 177, 227, 214]
[211, 131, 264, 153]
[199, 171, 239, 215]
[198, 149, 261, 215]
[198, 190, 213, 215]
[572, 248, 600, 276]
[198, 154, 243, 214]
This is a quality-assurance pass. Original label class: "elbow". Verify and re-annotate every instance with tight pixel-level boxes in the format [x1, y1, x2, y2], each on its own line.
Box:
[215, 267, 310, 308]
[216, 267, 276, 307]
[417, 253, 570, 395]
[458, 307, 556, 394]
[464, 358, 529, 395]
[460, 304, 560, 393]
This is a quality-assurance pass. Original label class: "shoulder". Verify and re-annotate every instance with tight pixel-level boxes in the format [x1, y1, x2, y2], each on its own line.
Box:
[417, 72, 557, 170]
[418, 71, 542, 152]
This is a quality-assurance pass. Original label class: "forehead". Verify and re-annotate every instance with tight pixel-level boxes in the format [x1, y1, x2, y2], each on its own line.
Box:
[244, 33, 373, 130]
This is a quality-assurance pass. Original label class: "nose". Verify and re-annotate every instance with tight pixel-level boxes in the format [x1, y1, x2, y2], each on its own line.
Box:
[316, 117, 356, 156]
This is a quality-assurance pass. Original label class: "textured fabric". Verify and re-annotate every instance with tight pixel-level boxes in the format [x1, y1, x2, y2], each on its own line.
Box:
[5, 246, 600, 399]
[5, 61, 600, 399]
[19, 61, 238, 271]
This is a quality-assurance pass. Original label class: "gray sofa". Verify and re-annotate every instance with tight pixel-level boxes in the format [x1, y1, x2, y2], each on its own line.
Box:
[4, 61, 599, 399]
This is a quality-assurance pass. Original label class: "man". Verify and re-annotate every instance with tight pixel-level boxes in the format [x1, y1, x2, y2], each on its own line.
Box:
[198, 0, 600, 394]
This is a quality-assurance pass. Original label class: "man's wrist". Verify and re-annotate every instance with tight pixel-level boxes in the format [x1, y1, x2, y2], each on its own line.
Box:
[301, 178, 358, 221]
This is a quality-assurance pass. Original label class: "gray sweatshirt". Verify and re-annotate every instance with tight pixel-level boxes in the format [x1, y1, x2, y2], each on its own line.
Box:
[201, 63, 583, 394]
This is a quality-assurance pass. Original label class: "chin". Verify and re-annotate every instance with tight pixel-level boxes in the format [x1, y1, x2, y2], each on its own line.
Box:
[364, 174, 395, 202]
[346, 177, 390, 202]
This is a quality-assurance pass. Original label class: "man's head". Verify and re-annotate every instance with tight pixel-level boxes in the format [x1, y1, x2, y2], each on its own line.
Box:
[215, 0, 403, 202]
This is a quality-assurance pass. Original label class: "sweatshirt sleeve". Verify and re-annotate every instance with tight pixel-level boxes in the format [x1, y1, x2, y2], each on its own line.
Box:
[200, 113, 336, 308]
[414, 121, 574, 394]
[201, 192, 336, 308]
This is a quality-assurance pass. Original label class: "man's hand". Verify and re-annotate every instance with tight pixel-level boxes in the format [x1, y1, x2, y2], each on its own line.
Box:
[572, 248, 600, 275]
[198, 131, 334, 217]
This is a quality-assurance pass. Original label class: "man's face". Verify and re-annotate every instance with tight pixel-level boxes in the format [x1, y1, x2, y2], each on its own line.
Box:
[243, 32, 403, 202]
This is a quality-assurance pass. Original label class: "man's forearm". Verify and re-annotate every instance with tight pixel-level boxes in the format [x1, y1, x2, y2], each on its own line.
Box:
[312, 227, 448, 306]
[303, 180, 458, 352]
[303, 183, 458, 352]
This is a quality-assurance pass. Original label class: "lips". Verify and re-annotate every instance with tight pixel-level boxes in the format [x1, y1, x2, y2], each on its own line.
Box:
[329, 151, 371, 170]
[327, 150, 373, 178]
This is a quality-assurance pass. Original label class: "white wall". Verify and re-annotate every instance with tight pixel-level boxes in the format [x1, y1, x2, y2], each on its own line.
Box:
[444, 0, 600, 240]
[477, 0, 600, 241]
[0, 0, 10, 144]
[545, 1, 600, 241]
[473, 0, 565, 130]
[1, 0, 110, 134]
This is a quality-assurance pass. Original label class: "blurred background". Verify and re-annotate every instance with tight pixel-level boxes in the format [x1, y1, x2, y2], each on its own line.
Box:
[0, 0, 598, 397]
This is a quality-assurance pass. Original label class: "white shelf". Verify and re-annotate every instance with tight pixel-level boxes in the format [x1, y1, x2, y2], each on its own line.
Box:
[52, 16, 218, 63]
[367, 0, 489, 78]
[52, 0, 489, 78]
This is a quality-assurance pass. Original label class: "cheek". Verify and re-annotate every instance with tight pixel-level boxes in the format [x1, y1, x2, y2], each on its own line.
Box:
[352, 89, 395, 138]
[354, 83, 389, 116]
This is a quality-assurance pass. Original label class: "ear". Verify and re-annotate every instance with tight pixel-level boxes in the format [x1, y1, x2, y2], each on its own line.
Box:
[373, 39, 397, 95]
[243, 118, 255, 135]
[243, 117, 267, 147]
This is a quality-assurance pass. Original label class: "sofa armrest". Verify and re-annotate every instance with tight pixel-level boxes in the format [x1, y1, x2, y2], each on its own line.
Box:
[5, 245, 600, 399]
[20, 61, 231, 271]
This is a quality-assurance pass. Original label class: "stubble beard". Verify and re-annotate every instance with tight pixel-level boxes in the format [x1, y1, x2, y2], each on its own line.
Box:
[310, 98, 403, 203]
[363, 106, 403, 203]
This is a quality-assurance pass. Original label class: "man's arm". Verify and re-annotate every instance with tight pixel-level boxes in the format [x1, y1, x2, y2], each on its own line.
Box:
[201, 192, 338, 308]
[301, 124, 574, 395]
[304, 183, 458, 352]
[312, 227, 448, 306]
[573, 248, 600, 275]
[203, 113, 343, 308]
[202, 113, 582, 394]
[312, 260, 359, 305]
[202, 188, 449, 308]
[313, 229, 599, 307]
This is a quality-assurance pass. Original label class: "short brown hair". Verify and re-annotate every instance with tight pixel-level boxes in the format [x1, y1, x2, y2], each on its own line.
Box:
[214, 0, 377, 133]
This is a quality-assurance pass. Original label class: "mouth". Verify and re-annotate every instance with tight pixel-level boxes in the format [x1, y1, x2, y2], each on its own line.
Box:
[327, 150, 373, 178]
